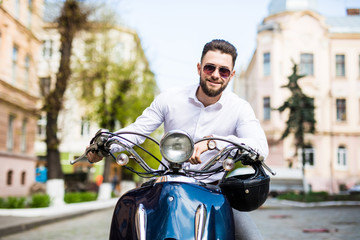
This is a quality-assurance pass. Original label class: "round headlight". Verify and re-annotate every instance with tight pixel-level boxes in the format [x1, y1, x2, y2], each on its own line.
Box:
[160, 130, 194, 163]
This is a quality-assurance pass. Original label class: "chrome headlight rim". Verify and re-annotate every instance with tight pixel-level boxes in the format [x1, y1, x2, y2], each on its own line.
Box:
[160, 130, 194, 164]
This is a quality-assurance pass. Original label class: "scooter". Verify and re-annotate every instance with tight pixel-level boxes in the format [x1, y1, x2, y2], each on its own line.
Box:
[71, 129, 275, 240]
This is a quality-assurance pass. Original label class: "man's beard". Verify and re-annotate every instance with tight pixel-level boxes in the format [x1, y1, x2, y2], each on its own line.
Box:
[199, 77, 228, 97]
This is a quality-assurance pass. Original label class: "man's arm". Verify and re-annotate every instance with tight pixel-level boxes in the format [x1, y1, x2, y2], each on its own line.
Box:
[87, 94, 165, 163]
[215, 106, 269, 159]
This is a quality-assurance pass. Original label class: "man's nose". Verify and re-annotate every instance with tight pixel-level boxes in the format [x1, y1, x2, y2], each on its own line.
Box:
[211, 68, 220, 79]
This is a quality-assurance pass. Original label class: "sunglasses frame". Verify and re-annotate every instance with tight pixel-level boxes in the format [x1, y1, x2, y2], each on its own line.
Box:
[202, 64, 232, 79]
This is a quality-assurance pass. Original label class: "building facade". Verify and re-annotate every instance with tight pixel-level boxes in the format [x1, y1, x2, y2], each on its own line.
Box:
[238, 0, 360, 193]
[0, 0, 43, 197]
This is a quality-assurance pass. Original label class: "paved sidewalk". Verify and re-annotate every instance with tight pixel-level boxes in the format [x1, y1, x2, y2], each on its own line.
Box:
[0, 197, 359, 238]
[0, 198, 118, 237]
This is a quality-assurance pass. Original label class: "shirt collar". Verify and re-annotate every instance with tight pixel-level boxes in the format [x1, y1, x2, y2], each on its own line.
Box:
[188, 84, 226, 108]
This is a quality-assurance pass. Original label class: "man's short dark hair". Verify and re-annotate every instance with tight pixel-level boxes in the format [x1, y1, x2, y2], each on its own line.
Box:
[201, 39, 238, 68]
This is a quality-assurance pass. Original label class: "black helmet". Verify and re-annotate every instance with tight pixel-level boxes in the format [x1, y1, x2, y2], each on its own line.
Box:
[219, 162, 270, 212]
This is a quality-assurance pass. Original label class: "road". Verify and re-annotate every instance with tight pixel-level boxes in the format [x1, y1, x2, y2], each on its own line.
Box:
[250, 206, 360, 240]
[2, 206, 360, 240]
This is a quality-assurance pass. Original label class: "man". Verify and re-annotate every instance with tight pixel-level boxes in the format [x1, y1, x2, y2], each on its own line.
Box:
[88, 39, 268, 239]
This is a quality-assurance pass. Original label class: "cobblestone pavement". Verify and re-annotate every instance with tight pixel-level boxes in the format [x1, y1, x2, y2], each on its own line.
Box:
[1, 206, 360, 240]
[250, 206, 360, 240]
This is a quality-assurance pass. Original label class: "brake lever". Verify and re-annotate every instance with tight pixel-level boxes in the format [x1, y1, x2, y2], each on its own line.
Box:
[260, 160, 276, 176]
[70, 144, 98, 165]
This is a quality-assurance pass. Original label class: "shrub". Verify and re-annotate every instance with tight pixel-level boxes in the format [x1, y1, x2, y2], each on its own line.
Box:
[303, 191, 329, 202]
[30, 194, 51, 208]
[0, 198, 5, 208]
[64, 192, 82, 203]
[4, 196, 26, 208]
[80, 192, 97, 202]
[64, 192, 97, 203]
[0, 192, 98, 208]
[277, 191, 360, 202]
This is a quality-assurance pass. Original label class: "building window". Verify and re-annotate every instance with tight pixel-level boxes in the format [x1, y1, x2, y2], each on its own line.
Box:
[336, 54, 345, 77]
[336, 99, 346, 121]
[25, 55, 30, 90]
[7, 170, 13, 185]
[15, 0, 20, 19]
[300, 53, 314, 76]
[27, 0, 33, 28]
[263, 53, 270, 76]
[301, 146, 315, 166]
[40, 77, 51, 97]
[21, 171, 26, 185]
[21, 118, 28, 153]
[263, 97, 271, 121]
[12, 46, 18, 84]
[81, 117, 90, 136]
[37, 115, 46, 138]
[7, 115, 16, 151]
[42, 40, 53, 59]
[337, 146, 347, 168]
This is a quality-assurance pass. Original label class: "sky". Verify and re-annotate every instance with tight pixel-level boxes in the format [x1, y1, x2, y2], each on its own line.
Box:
[114, 0, 360, 92]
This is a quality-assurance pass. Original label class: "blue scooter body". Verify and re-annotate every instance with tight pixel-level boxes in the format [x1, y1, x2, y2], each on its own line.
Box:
[110, 180, 235, 240]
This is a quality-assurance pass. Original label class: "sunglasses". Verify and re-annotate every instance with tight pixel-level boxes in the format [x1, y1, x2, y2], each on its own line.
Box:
[203, 64, 231, 79]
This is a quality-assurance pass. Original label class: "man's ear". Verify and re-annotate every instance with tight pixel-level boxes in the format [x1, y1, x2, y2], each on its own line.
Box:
[197, 62, 201, 75]
[230, 70, 236, 79]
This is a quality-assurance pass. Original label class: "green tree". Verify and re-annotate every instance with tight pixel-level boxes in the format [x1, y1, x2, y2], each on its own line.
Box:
[44, 0, 89, 180]
[74, 26, 158, 184]
[276, 62, 316, 190]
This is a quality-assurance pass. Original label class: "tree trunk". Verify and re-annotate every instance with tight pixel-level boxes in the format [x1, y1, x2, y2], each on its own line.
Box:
[45, 28, 73, 179]
[103, 156, 112, 183]
[97, 156, 113, 200]
[45, 0, 86, 180]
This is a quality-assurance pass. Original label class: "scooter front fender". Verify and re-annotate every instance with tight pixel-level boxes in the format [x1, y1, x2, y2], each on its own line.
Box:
[110, 181, 234, 240]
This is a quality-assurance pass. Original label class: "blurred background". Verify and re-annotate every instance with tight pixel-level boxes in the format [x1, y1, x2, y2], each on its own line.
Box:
[0, 0, 360, 204]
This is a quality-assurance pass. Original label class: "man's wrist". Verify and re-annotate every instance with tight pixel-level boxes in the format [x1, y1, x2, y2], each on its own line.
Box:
[204, 135, 218, 150]
[207, 139, 217, 150]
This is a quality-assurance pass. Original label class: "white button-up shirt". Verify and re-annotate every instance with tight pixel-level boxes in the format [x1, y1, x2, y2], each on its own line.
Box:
[119, 84, 269, 182]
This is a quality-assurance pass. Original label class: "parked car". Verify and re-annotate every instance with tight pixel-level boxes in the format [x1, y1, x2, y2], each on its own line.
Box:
[348, 185, 360, 195]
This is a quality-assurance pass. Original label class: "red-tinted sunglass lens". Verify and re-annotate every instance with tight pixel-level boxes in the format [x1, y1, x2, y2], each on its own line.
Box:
[219, 68, 231, 78]
[203, 64, 231, 78]
[203, 64, 216, 75]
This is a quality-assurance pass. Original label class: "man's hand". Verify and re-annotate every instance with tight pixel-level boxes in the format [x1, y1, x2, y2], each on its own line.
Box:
[189, 141, 208, 164]
[86, 150, 103, 163]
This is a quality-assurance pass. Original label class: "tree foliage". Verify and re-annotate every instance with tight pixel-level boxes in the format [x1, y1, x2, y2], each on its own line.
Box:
[73, 25, 158, 182]
[276, 63, 316, 166]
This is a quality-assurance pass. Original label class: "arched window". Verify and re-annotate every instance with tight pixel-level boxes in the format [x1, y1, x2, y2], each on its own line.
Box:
[21, 171, 26, 185]
[7, 170, 13, 185]
[337, 146, 347, 168]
